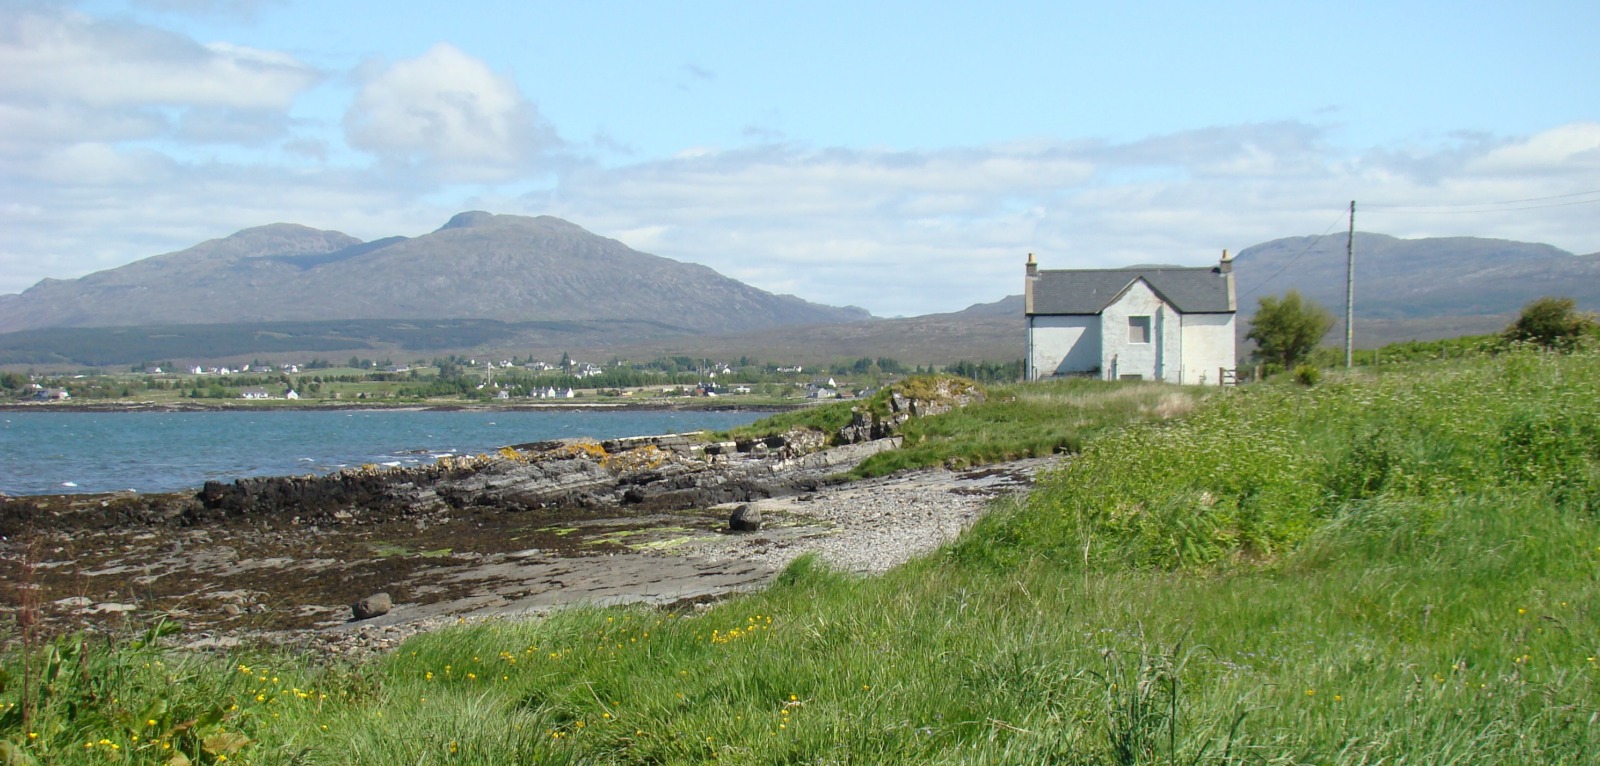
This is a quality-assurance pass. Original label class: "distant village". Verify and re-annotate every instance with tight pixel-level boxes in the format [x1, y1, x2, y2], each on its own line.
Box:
[1, 353, 1022, 405]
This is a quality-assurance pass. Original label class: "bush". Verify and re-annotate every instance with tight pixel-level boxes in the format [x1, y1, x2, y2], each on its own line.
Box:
[1292, 364, 1321, 386]
[1502, 295, 1596, 351]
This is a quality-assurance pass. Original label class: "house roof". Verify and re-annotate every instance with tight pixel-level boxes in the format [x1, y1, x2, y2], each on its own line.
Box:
[1030, 266, 1235, 315]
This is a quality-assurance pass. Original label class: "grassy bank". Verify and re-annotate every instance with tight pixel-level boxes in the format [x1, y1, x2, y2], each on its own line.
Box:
[5, 349, 1600, 763]
[724, 375, 1207, 478]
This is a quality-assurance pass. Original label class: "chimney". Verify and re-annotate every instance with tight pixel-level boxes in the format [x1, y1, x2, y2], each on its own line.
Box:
[1024, 253, 1038, 315]
[1219, 248, 1233, 274]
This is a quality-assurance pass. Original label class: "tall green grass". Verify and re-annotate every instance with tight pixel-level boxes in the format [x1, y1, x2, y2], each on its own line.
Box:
[5, 349, 1599, 763]
[958, 348, 1600, 572]
[853, 378, 1205, 478]
[725, 375, 1207, 479]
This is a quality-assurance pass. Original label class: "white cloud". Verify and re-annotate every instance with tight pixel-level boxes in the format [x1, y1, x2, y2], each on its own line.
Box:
[0, 7, 319, 171]
[532, 123, 1600, 316]
[343, 43, 560, 181]
[0, 10, 319, 110]
[3, 80, 1598, 322]
[1466, 122, 1600, 176]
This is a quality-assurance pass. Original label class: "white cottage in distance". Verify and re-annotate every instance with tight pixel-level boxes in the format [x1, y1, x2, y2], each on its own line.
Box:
[1024, 251, 1237, 385]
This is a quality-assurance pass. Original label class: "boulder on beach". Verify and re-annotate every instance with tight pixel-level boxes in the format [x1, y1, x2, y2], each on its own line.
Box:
[728, 504, 762, 532]
[352, 592, 392, 620]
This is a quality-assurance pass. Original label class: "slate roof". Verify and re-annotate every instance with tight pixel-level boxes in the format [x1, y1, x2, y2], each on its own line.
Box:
[1030, 266, 1235, 315]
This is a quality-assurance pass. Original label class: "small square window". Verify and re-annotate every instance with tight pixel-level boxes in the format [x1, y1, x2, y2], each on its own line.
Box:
[1128, 316, 1151, 344]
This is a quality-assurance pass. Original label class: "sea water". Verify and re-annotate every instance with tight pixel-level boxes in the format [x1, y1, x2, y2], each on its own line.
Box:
[0, 409, 767, 496]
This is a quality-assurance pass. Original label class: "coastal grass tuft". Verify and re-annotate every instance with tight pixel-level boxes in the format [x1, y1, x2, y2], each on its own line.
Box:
[852, 378, 1205, 477]
[725, 374, 1208, 479]
[6, 348, 1600, 763]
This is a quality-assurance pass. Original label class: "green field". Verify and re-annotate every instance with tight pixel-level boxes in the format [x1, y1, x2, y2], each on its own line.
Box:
[4, 347, 1598, 764]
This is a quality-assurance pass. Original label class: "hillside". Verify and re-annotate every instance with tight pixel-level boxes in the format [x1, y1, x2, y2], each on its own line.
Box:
[2, 228, 1593, 365]
[595, 302, 1022, 367]
[974, 234, 1598, 350]
[0, 212, 869, 335]
[1234, 232, 1600, 318]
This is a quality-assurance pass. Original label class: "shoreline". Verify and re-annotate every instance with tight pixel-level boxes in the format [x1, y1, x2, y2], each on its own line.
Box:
[2, 380, 1001, 653]
[0, 399, 806, 414]
[1, 445, 1054, 656]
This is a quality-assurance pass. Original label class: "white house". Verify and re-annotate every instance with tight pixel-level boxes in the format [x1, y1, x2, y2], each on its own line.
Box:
[1024, 252, 1237, 385]
[240, 387, 271, 399]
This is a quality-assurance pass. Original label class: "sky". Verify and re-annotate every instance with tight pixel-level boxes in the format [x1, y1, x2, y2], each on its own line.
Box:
[2, 0, 1598, 317]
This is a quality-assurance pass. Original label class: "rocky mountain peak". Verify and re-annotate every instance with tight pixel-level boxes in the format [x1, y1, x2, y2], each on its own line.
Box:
[437, 211, 496, 231]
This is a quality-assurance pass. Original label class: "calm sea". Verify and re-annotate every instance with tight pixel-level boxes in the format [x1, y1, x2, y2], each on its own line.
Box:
[0, 409, 768, 496]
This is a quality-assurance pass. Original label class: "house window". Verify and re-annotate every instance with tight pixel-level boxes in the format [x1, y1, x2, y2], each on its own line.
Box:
[1128, 316, 1151, 344]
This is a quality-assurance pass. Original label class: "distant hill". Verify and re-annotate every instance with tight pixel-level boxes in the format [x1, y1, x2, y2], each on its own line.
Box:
[0, 212, 869, 335]
[966, 235, 1598, 351]
[2, 225, 1593, 366]
[594, 308, 1022, 368]
[1233, 233, 1600, 319]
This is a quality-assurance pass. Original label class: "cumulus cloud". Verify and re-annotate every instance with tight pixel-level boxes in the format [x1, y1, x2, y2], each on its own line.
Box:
[343, 43, 560, 181]
[3, 51, 1597, 323]
[532, 122, 1600, 316]
[0, 10, 318, 110]
[0, 7, 319, 165]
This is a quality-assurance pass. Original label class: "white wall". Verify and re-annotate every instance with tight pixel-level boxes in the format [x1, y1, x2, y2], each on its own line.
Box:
[1179, 313, 1236, 385]
[1028, 315, 1099, 379]
[1100, 281, 1178, 382]
[1029, 280, 1236, 385]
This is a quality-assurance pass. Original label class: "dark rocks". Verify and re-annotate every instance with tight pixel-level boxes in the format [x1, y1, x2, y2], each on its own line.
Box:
[728, 504, 763, 532]
[352, 592, 392, 620]
[836, 378, 985, 444]
[6, 424, 896, 543]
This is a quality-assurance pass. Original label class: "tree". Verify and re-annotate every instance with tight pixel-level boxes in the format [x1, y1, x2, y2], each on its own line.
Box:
[1246, 290, 1335, 370]
[1503, 296, 1595, 351]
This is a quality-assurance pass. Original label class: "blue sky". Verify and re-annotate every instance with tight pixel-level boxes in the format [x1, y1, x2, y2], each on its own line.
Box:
[3, 0, 1598, 316]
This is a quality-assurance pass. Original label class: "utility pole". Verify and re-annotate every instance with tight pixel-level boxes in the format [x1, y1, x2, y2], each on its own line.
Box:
[1344, 200, 1355, 369]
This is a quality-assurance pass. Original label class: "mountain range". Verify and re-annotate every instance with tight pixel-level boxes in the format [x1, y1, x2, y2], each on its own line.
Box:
[1234, 232, 1600, 321]
[0, 212, 866, 334]
[0, 214, 1594, 367]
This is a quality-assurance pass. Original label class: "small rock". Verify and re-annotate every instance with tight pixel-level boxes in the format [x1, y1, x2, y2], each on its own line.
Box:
[728, 504, 763, 532]
[221, 603, 243, 616]
[352, 592, 392, 620]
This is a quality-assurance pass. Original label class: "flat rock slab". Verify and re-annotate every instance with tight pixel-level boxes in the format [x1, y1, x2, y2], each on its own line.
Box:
[1, 457, 1057, 647]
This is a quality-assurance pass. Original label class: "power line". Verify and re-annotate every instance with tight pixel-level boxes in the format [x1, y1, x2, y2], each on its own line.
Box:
[1239, 208, 1350, 300]
[1362, 197, 1600, 215]
[1361, 188, 1600, 212]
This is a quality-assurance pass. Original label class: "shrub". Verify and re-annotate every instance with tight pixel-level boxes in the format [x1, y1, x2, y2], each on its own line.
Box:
[1502, 295, 1596, 351]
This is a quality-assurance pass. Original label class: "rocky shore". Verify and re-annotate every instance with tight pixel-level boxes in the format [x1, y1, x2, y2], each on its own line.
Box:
[1, 378, 1046, 656]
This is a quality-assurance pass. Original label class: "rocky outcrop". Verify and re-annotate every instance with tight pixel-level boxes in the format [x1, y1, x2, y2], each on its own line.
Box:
[837, 376, 986, 444]
[2, 386, 982, 537]
[167, 427, 897, 529]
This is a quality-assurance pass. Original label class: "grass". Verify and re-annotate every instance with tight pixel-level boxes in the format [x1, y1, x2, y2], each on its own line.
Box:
[853, 378, 1204, 477]
[5, 348, 1600, 763]
[723, 375, 1208, 479]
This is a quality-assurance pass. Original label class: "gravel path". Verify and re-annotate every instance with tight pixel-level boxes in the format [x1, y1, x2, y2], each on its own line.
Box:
[678, 456, 1058, 574]
[288, 456, 1061, 658]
